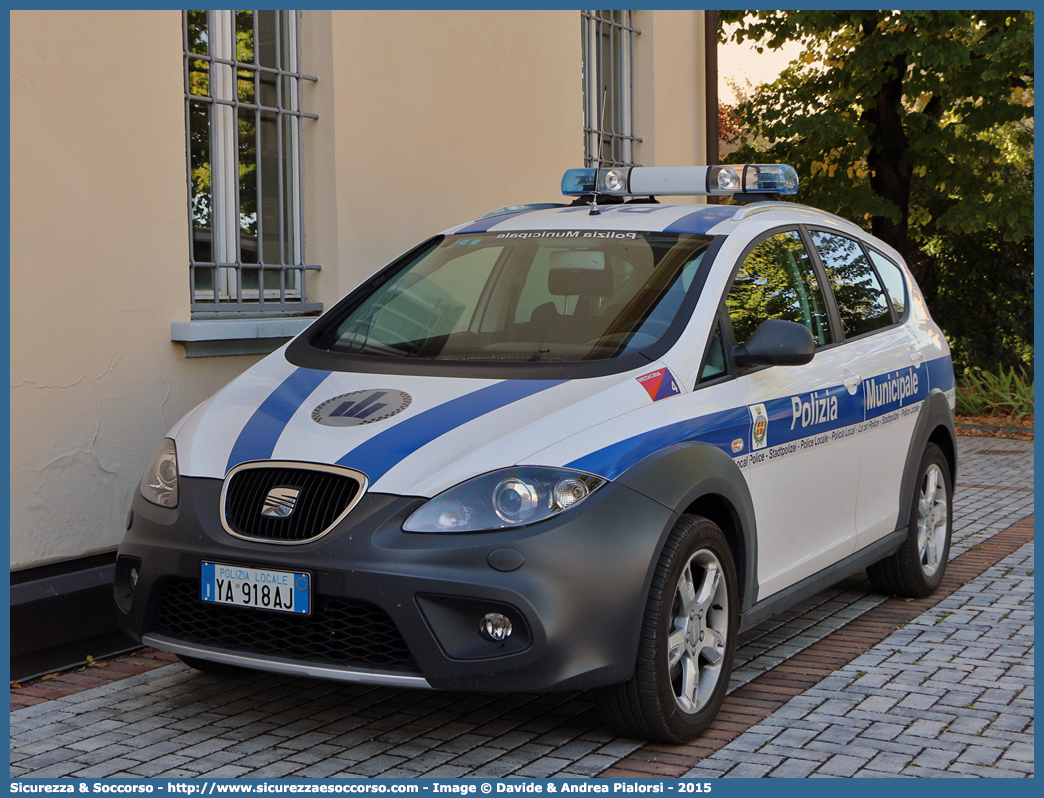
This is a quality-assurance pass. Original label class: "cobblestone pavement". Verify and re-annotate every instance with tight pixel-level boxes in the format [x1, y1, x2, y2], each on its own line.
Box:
[10, 437, 1033, 779]
[679, 541, 1034, 778]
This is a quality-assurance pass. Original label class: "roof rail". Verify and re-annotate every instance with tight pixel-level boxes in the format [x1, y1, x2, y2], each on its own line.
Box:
[733, 201, 850, 225]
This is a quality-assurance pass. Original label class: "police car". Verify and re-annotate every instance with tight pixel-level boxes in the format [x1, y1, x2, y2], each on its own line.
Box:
[116, 164, 956, 743]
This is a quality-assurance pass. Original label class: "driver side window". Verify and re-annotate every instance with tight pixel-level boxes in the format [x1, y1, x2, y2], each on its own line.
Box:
[726, 230, 834, 347]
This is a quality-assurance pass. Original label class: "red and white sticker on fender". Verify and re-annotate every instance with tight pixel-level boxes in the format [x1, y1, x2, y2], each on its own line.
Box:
[636, 368, 682, 402]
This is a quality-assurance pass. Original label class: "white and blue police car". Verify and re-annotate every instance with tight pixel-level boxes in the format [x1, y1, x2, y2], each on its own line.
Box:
[116, 164, 956, 743]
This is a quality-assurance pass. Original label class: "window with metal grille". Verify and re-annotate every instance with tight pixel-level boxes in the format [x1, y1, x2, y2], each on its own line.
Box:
[184, 10, 321, 315]
[582, 10, 641, 167]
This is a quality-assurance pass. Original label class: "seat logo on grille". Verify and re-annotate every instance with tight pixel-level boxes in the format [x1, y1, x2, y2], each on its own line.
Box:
[312, 389, 412, 427]
[262, 486, 301, 518]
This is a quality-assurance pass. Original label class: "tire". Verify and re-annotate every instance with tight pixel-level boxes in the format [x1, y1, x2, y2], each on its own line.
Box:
[177, 654, 255, 677]
[867, 442, 953, 598]
[597, 515, 738, 743]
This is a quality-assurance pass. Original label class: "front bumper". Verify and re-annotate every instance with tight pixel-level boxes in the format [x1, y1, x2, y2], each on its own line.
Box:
[116, 475, 676, 692]
[142, 634, 433, 688]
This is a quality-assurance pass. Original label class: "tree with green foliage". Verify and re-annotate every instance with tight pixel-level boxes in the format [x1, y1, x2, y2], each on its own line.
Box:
[719, 10, 1034, 374]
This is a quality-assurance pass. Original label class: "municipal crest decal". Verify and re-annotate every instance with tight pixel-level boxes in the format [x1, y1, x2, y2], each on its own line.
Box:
[749, 404, 768, 450]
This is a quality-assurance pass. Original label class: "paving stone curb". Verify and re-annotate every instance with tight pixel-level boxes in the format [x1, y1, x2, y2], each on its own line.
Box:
[955, 423, 1033, 435]
[11, 650, 179, 711]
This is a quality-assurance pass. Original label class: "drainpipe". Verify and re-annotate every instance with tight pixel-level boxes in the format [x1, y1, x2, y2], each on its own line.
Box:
[704, 10, 719, 202]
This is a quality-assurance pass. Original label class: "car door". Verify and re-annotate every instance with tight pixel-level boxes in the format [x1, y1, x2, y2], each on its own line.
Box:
[808, 229, 926, 545]
[723, 229, 862, 599]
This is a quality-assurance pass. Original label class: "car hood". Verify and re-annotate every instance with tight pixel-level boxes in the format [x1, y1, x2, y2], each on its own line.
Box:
[172, 348, 661, 497]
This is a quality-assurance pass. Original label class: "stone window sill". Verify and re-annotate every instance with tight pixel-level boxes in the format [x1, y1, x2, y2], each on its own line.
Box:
[171, 318, 317, 358]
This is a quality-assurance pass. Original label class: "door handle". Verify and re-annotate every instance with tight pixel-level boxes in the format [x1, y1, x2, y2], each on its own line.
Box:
[842, 372, 861, 395]
[910, 349, 924, 364]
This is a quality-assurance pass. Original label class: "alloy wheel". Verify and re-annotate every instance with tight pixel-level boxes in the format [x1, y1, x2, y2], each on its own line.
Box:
[667, 549, 729, 714]
[917, 463, 949, 578]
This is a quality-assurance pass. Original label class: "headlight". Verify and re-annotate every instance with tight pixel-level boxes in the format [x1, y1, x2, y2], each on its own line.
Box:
[140, 438, 179, 508]
[403, 467, 606, 533]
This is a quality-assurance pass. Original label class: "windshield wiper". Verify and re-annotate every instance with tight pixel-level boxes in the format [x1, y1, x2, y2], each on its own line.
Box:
[333, 331, 407, 358]
[440, 352, 561, 362]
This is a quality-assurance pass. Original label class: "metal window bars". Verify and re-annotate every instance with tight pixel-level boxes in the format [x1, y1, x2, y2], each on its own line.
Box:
[184, 10, 322, 316]
[582, 10, 642, 168]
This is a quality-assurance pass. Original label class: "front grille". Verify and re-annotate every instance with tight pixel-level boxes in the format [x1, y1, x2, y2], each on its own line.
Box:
[153, 577, 420, 673]
[223, 464, 362, 543]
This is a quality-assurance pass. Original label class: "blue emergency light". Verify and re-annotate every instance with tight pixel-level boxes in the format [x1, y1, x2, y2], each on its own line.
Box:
[561, 164, 799, 197]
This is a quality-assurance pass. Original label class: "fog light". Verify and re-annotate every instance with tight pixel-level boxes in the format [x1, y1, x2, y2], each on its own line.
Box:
[480, 613, 513, 642]
[114, 556, 142, 614]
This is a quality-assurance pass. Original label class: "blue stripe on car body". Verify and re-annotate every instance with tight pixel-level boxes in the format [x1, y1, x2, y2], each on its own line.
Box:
[571, 358, 943, 481]
[453, 211, 541, 235]
[226, 367, 331, 472]
[569, 406, 749, 480]
[663, 205, 739, 234]
[337, 379, 566, 483]
[456, 204, 738, 237]
[925, 355, 955, 393]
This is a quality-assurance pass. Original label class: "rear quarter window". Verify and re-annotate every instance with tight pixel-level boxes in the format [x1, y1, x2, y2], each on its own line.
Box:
[866, 249, 908, 320]
[811, 230, 893, 338]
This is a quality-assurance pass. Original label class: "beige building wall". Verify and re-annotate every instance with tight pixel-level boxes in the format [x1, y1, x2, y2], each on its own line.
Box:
[305, 10, 584, 301]
[634, 10, 708, 201]
[9, 10, 708, 571]
[9, 10, 266, 569]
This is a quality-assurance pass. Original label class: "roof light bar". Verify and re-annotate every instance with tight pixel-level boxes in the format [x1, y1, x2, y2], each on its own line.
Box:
[561, 164, 799, 197]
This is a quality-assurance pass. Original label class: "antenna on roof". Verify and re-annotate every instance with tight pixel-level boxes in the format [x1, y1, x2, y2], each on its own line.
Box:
[590, 86, 607, 216]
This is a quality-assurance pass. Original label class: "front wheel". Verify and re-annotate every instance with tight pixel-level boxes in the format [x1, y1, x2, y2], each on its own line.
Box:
[598, 515, 738, 743]
[867, 442, 953, 598]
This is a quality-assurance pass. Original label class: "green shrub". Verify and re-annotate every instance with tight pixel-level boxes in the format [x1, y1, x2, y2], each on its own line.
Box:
[956, 367, 1034, 422]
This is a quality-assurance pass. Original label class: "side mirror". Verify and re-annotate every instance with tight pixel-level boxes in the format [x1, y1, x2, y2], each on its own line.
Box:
[730, 318, 815, 367]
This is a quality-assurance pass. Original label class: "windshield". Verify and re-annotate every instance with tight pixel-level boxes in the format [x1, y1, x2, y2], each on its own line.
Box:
[311, 231, 713, 363]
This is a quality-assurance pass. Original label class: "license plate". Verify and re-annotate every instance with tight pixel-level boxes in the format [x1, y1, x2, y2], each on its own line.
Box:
[200, 562, 310, 615]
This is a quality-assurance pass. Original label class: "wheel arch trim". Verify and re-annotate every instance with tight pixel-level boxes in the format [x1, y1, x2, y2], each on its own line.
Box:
[898, 390, 957, 533]
[613, 442, 758, 613]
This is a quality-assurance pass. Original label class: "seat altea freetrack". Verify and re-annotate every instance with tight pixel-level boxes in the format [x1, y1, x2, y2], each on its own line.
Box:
[116, 163, 956, 743]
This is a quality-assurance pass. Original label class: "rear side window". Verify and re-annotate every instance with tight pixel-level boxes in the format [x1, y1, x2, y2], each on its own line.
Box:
[867, 249, 908, 319]
[726, 230, 834, 347]
[811, 231, 893, 338]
